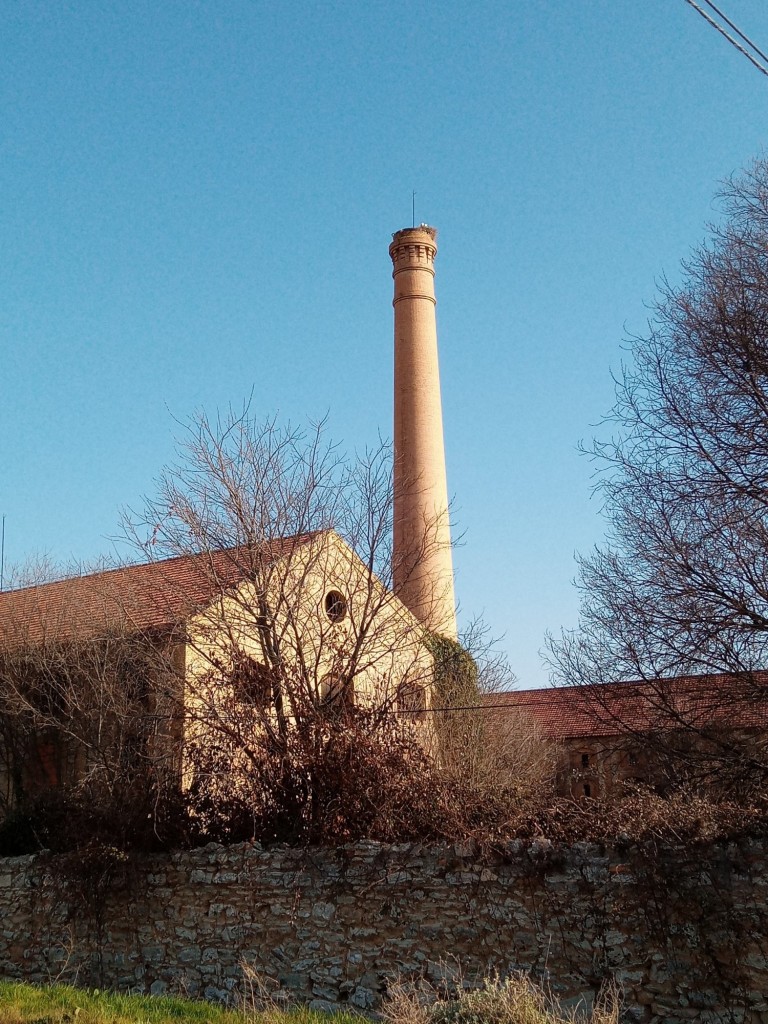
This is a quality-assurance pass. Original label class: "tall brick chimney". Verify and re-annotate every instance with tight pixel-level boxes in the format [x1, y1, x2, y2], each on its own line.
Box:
[390, 225, 457, 638]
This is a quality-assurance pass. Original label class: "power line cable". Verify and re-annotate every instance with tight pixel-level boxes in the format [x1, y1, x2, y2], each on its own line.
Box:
[684, 0, 768, 75]
[392, 697, 571, 715]
[701, 0, 768, 65]
[682, 0, 768, 77]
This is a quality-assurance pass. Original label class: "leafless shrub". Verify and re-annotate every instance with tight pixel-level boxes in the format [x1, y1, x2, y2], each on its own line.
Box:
[184, 707, 444, 846]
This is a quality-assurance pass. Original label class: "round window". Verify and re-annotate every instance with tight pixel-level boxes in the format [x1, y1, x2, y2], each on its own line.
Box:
[324, 590, 348, 623]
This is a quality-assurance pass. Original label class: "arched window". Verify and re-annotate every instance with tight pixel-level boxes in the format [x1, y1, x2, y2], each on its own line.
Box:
[319, 673, 354, 715]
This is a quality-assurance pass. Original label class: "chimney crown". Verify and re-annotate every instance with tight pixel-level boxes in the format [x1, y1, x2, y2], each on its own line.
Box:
[389, 225, 438, 272]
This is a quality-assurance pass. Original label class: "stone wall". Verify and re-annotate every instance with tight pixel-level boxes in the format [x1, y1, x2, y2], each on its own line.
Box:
[1, 838, 767, 1022]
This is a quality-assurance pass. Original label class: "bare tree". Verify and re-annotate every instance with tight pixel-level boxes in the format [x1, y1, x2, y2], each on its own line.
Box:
[546, 159, 768, 795]
[121, 408, 447, 843]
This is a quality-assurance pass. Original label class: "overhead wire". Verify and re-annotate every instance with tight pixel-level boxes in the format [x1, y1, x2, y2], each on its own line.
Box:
[700, 0, 768, 66]
[681, 0, 768, 77]
[391, 697, 564, 715]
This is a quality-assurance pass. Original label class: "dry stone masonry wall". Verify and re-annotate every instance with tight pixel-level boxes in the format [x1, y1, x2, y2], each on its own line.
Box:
[0, 838, 767, 1022]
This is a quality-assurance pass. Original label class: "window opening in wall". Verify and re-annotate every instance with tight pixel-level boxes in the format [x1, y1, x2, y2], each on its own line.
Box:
[319, 673, 354, 715]
[230, 655, 273, 707]
[324, 590, 348, 623]
[397, 682, 426, 713]
[583, 783, 591, 798]
[581, 752, 590, 767]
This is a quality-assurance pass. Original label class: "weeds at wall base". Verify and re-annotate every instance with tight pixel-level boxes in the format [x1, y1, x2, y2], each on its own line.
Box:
[382, 971, 619, 1024]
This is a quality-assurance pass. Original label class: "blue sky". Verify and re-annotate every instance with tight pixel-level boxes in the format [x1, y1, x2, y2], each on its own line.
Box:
[3, 1, 768, 687]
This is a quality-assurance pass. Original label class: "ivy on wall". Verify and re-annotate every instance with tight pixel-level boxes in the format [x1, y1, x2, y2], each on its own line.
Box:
[424, 633, 479, 709]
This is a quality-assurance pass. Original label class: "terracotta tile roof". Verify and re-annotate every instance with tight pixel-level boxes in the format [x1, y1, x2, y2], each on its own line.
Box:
[0, 534, 317, 646]
[484, 674, 768, 739]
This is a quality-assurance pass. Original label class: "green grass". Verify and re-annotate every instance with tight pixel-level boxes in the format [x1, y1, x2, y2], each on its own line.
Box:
[0, 981, 362, 1024]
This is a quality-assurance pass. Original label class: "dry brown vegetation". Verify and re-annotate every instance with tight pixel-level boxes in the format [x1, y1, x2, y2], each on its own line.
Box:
[383, 973, 618, 1024]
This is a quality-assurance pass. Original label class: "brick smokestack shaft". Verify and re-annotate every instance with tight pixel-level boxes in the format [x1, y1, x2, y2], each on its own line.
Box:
[390, 226, 457, 638]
